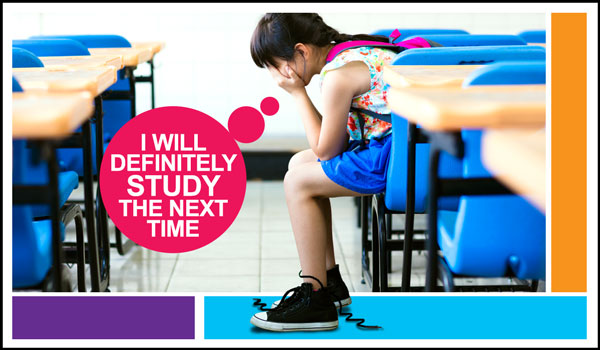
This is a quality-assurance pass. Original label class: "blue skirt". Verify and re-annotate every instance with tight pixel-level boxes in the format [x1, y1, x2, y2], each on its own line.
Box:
[320, 134, 392, 194]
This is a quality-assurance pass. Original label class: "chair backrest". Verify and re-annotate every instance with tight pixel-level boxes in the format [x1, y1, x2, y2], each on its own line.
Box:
[385, 114, 462, 213]
[29, 34, 131, 48]
[391, 45, 545, 65]
[13, 39, 90, 56]
[518, 30, 546, 44]
[371, 28, 468, 40]
[403, 34, 527, 47]
[462, 61, 546, 87]
[12, 47, 44, 68]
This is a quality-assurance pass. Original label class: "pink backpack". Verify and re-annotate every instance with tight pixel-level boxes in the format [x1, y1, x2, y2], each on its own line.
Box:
[325, 29, 440, 64]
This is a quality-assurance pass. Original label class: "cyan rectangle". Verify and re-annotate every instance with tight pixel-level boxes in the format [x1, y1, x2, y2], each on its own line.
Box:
[204, 296, 586, 339]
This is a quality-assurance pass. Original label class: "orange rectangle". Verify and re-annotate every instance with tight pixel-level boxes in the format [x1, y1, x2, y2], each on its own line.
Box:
[551, 13, 587, 292]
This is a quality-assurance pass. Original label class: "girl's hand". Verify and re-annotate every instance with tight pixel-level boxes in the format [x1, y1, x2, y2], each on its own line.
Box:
[268, 65, 306, 97]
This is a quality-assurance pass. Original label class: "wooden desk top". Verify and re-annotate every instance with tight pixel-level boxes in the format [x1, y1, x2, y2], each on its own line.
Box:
[387, 85, 546, 131]
[383, 65, 484, 88]
[12, 67, 117, 96]
[13, 91, 94, 139]
[482, 128, 546, 212]
[88, 47, 153, 67]
[131, 41, 166, 56]
[39, 55, 123, 71]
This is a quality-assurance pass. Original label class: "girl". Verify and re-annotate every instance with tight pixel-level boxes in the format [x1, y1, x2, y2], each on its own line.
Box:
[249, 13, 396, 332]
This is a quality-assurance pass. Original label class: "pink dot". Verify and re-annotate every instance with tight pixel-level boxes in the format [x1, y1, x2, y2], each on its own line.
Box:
[228, 106, 265, 143]
[260, 97, 279, 116]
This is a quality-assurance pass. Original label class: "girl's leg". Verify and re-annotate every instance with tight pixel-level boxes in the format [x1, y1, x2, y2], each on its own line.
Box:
[288, 150, 336, 273]
[284, 161, 362, 289]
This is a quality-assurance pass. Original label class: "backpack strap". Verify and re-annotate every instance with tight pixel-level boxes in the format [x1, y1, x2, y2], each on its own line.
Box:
[350, 107, 392, 149]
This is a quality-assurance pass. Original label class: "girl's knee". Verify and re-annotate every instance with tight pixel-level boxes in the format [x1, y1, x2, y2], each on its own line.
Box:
[288, 149, 316, 170]
[284, 166, 310, 196]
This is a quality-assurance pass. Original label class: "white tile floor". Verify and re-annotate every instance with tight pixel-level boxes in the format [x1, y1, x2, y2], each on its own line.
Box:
[58, 180, 537, 293]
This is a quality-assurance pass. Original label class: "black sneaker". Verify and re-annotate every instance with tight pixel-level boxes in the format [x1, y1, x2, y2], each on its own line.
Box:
[250, 277, 338, 332]
[271, 265, 352, 309]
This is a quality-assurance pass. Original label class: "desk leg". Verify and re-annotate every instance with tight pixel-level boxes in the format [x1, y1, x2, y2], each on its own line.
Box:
[371, 196, 380, 292]
[93, 97, 110, 285]
[82, 121, 101, 292]
[402, 122, 418, 292]
[128, 67, 137, 119]
[425, 148, 440, 292]
[109, 68, 139, 256]
[150, 59, 155, 109]
[46, 143, 64, 291]
[360, 195, 371, 285]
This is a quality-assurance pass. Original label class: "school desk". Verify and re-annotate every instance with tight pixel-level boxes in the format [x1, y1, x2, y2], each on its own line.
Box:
[131, 41, 165, 57]
[87, 46, 159, 254]
[12, 91, 94, 138]
[383, 65, 484, 88]
[131, 41, 166, 109]
[12, 90, 106, 291]
[387, 84, 546, 131]
[88, 47, 153, 67]
[89, 46, 155, 119]
[482, 128, 546, 213]
[12, 67, 117, 96]
[38, 55, 124, 71]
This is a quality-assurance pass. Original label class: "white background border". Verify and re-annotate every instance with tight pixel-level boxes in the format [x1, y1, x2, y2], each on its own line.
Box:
[3, 2, 598, 348]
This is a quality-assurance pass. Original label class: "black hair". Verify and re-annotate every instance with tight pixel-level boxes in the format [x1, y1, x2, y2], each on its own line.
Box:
[250, 13, 389, 68]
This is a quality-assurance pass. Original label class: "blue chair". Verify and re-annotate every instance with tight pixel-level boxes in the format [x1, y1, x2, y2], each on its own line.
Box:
[13, 39, 90, 56]
[371, 28, 469, 40]
[12, 73, 82, 218]
[13, 47, 44, 68]
[463, 61, 546, 86]
[392, 45, 545, 65]
[403, 34, 527, 47]
[13, 78, 86, 290]
[433, 63, 546, 290]
[518, 30, 546, 44]
[437, 132, 546, 280]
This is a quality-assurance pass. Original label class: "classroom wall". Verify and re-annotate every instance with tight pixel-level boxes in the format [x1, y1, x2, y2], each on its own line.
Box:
[8, 7, 545, 145]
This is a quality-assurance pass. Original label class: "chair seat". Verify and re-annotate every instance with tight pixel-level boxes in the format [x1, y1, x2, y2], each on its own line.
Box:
[31, 171, 79, 219]
[57, 142, 109, 176]
[13, 214, 66, 288]
[438, 196, 546, 279]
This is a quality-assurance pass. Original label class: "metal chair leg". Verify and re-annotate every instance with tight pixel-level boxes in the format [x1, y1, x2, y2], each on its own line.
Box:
[371, 195, 381, 292]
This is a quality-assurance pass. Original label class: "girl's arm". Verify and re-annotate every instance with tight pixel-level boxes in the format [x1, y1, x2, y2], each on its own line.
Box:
[272, 62, 370, 160]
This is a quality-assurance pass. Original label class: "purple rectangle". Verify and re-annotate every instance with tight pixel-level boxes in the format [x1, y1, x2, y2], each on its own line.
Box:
[13, 296, 195, 339]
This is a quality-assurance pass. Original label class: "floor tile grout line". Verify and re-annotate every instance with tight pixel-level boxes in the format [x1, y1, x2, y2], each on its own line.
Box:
[163, 251, 181, 292]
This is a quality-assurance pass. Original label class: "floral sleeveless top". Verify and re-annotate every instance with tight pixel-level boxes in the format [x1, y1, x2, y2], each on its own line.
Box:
[319, 46, 397, 141]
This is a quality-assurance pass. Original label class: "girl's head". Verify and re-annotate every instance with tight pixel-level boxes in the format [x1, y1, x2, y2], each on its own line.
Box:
[250, 13, 387, 84]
